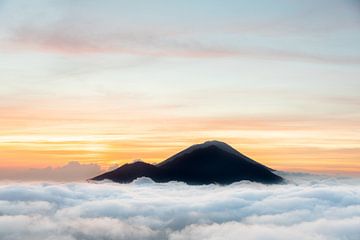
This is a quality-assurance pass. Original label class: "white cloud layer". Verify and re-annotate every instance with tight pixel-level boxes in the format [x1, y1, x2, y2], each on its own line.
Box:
[0, 173, 359, 240]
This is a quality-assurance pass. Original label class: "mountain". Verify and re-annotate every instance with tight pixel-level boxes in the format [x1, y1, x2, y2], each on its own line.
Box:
[91, 140, 283, 184]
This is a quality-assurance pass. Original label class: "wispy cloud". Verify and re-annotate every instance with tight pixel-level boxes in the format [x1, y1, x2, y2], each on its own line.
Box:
[4, 26, 360, 64]
[1, 1, 359, 64]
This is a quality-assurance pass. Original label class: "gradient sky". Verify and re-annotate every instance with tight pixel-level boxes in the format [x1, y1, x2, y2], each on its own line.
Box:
[0, 0, 360, 176]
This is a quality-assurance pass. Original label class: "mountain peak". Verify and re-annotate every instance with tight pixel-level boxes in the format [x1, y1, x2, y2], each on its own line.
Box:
[195, 140, 240, 154]
[157, 140, 270, 170]
[157, 140, 236, 167]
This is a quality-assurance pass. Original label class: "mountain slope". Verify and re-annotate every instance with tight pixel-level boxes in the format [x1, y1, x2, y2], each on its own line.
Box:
[92, 161, 166, 182]
[91, 141, 283, 184]
[158, 140, 273, 171]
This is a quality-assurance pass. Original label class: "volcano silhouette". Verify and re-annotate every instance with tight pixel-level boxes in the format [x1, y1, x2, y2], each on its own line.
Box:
[91, 141, 283, 184]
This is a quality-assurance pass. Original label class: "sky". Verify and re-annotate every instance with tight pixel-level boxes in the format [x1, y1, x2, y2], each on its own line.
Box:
[0, 0, 360, 178]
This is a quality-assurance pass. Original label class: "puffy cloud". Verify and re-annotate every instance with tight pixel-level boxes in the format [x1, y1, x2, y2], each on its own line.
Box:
[0, 173, 359, 239]
[169, 217, 360, 240]
[0, 161, 101, 181]
[0, 215, 157, 240]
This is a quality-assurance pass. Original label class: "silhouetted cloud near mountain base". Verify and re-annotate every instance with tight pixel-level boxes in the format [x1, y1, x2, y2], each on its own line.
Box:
[0, 161, 101, 181]
[0, 173, 359, 240]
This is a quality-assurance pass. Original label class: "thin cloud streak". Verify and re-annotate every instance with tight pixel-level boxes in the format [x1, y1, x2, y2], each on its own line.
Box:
[4, 32, 360, 64]
[1, 2, 359, 65]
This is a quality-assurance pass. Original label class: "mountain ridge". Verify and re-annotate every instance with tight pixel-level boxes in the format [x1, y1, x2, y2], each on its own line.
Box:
[91, 141, 283, 184]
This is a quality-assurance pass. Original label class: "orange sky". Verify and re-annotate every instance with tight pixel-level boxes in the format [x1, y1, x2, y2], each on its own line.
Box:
[0, 83, 359, 175]
[1, 110, 359, 174]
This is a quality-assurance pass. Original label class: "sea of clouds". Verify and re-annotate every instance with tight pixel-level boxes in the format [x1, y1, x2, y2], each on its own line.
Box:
[0, 172, 359, 240]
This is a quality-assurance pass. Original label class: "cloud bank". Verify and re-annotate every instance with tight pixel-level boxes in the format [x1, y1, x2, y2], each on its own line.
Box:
[0, 161, 101, 182]
[0, 173, 359, 240]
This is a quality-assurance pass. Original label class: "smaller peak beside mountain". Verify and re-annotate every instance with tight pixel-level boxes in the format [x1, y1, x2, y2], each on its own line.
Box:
[92, 161, 161, 183]
[91, 140, 283, 184]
